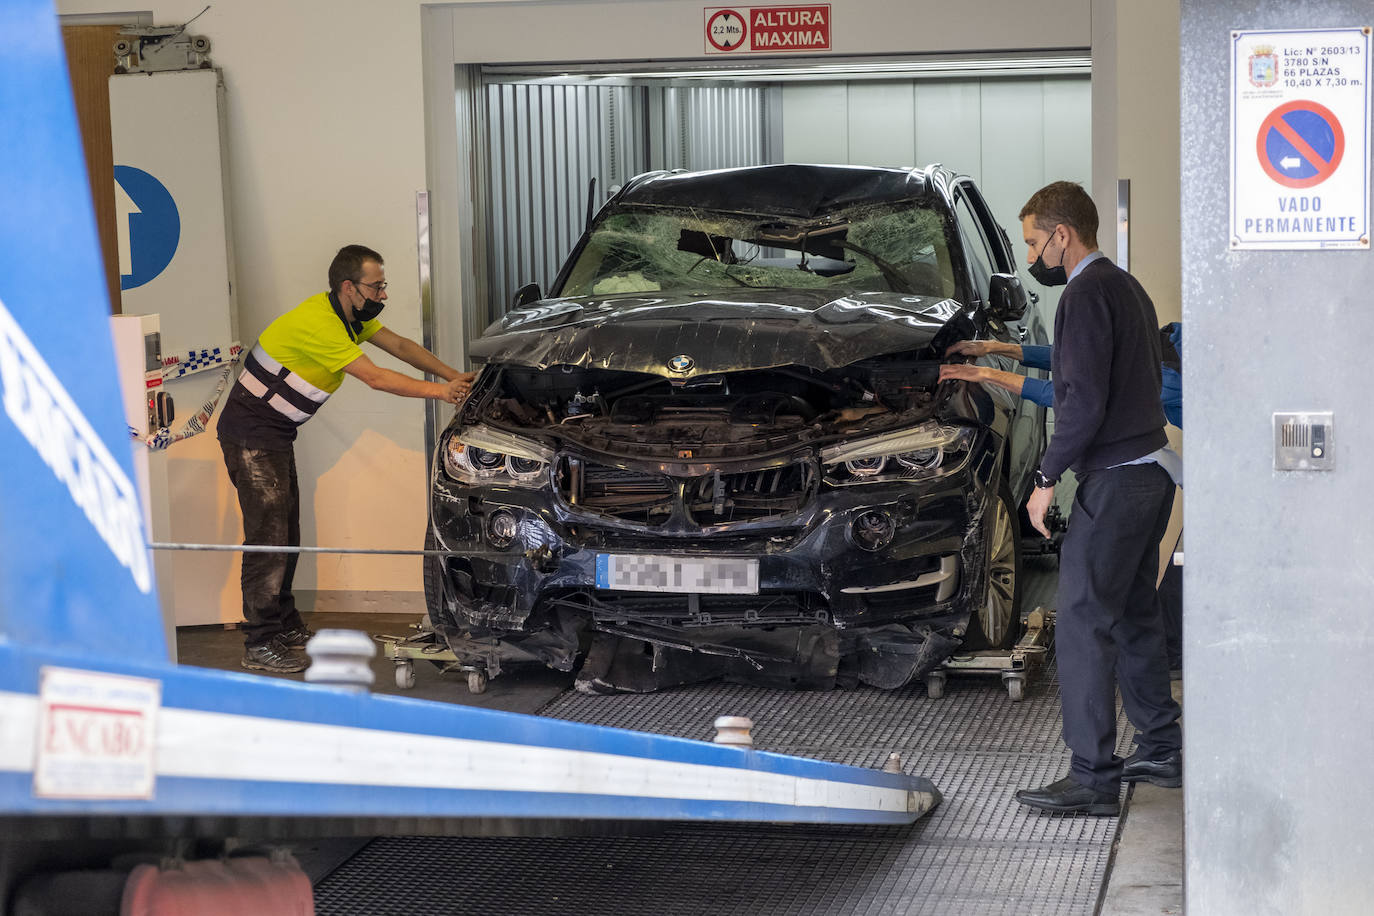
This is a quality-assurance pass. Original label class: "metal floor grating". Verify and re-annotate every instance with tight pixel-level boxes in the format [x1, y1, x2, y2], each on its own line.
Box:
[316, 639, 1142, 916]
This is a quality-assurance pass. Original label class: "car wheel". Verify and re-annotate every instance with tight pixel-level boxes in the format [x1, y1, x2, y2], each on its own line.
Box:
[422, 524, 442, 627]
[965, 480, 1023, 650]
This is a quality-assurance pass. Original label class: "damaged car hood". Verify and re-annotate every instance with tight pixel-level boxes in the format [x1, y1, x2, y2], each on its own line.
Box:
[470, 290, 968, 377]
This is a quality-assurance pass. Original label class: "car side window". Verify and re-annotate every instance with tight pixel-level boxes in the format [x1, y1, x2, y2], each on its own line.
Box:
[952, 189, 996, 304]
[959, 182, 1018, 273]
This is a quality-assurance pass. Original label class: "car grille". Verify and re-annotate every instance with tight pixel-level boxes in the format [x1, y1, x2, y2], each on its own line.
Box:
[558, 461, 676, 526]
[557, 457, 815, 529]
[685, 464, 813, 524]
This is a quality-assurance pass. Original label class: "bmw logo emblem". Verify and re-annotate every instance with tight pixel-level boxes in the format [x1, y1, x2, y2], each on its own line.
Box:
[668, 354, 695, 373]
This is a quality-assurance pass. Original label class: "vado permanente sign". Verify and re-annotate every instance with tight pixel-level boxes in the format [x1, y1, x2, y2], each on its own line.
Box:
[1230, 26, 1371, 249]
[704, 5, 831, 54]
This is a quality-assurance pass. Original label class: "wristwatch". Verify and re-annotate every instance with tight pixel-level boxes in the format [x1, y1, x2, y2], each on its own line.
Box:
[1032, 469, 1058, 489]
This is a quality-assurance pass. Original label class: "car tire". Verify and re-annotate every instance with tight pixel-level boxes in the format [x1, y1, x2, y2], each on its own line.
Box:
[964, 479, 1023, 650]
[422, 524, 443, 627]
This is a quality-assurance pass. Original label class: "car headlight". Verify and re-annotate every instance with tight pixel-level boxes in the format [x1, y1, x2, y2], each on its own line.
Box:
[845, 456, 887, 477]
[896, 447, 942, 471]
[468, 446, 506, 477]
[505, 455, 546, 481]
[822, 421, 973, 485]
[442, 426, 551, 488]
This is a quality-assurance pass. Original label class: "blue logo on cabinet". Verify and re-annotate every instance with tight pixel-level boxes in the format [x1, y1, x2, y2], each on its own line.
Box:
[114, 165, 180, 289]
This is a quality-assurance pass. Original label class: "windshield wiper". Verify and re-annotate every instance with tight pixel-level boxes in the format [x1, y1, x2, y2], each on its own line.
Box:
[719, 264, 762, 287]
[836, 240, 912, 293]
[685, 256, 757, 287]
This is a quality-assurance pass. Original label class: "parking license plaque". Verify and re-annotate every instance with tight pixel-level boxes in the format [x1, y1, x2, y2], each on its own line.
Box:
[595, 554, 758, 594]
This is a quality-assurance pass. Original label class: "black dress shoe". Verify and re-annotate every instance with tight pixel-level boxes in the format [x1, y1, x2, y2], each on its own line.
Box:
[1015, 777, 1120, 816]
[1122, 749, 1182, 787]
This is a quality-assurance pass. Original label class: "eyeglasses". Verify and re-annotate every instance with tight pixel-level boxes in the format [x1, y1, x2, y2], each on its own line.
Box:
[353, 278, 388, 294]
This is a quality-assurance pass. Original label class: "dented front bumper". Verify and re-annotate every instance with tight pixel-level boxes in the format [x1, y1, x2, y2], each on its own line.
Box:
[426, 431, 1001, 690]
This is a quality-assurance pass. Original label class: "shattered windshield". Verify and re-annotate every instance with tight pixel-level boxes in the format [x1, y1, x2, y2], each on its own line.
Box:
[558, 201, 959, 299]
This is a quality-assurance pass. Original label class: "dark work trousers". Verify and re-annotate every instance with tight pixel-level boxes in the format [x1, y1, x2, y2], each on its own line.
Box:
[1156, 529, 1184, 669]
[220, 441, 305, 648]
[1056, 462, 1182, 794]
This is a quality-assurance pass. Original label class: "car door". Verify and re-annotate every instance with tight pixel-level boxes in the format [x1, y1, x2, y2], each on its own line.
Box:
[950, 179, 1047, 501]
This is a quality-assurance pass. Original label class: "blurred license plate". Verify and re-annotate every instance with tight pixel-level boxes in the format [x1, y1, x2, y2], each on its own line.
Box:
[595, 554, 758, 594]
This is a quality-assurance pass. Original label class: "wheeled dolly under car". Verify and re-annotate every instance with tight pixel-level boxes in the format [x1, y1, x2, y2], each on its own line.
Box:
[376, 627, 489, 694]
[923, 606, 1055, 701]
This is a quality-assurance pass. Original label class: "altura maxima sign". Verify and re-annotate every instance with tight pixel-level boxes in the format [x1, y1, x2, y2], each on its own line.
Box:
[1231, 27, 1371, 250]
[704, 5, 831, 55]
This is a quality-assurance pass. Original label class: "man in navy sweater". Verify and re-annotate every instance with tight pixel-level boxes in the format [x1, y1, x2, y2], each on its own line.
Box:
[941, 324, 1186, 676]
[986, 182, 1182, 816]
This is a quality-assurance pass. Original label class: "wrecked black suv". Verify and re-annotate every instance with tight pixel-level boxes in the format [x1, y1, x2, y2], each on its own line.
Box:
[425, 163, 1049, 693]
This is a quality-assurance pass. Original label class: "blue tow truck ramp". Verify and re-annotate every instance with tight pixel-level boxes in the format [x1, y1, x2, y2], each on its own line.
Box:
[0, 650, 934, 827]
[0, 0, 937, 853]
[0, 648, 934, 829]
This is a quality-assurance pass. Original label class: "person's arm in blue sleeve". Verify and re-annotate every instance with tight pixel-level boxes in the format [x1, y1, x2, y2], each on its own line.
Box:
[1161, 366, 1182, 428]
[941, 339, 1053, 406]
[1020, 345, 1052, 371]
[945, 339, 1024, 361]
[1161, 322, 1182, 427]
[939, 363, 1052, 407]
[1021, 376, 1053, 408]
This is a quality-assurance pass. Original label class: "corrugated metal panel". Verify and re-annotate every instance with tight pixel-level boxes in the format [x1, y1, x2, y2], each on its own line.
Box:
[477, 80, 771, 325]
[480, 82, 648, 326]
[662, 85, 770, 171]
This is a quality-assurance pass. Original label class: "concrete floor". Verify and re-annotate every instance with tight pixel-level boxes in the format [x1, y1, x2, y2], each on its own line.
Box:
[177, 604, 1184, 914]
[177, 610, 576, 711]
[1100, 677, 1186, 916]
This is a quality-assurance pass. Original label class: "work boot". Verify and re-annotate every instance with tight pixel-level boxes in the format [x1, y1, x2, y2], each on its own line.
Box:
[1015, 777, 1120, 816]
[242, 642, 307, 673]
[274, 625, 315, 650]
[1122, 749, 1183, 788]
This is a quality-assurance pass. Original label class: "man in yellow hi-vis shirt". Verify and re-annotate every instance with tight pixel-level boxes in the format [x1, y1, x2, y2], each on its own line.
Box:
[217, 244, 473, 673]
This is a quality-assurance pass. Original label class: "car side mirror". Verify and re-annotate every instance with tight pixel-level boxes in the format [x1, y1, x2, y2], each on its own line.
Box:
[988, 273, 1028, 321]
[512, 282, 542, 308]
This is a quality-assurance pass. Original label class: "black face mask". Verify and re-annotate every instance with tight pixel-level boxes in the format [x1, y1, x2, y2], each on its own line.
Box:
[329, 290, 380, 341]
[354, 297, 385, 322]
[1028, 232, 1068, 287]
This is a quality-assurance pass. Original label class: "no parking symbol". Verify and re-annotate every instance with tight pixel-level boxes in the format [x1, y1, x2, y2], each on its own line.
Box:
[1257, 100, 1344, 189]
[1231, 27, 1371, 250]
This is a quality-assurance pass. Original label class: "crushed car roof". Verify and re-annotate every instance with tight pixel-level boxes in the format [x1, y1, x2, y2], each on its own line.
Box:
[616, 164, 944, 218]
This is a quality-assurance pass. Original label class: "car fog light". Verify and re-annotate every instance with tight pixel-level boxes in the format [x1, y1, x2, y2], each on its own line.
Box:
[487, 509, 519, 549]
[850, 510, 896, 552]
